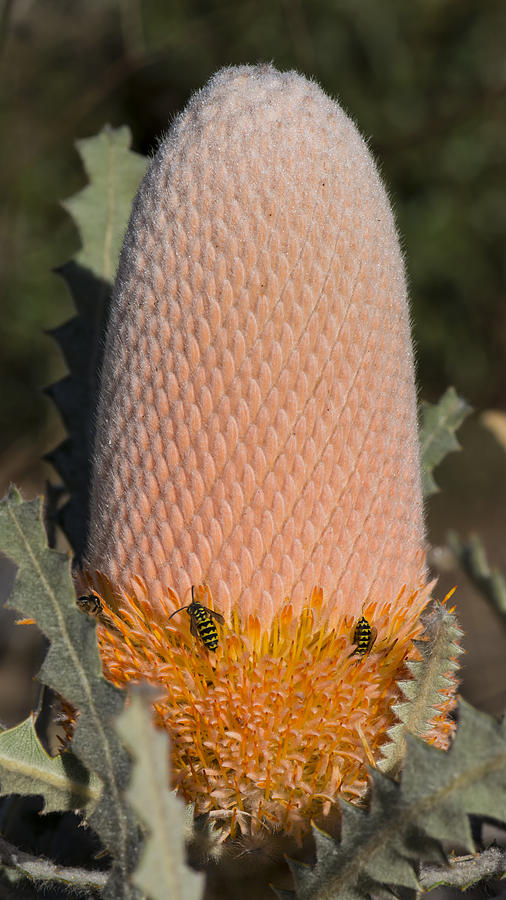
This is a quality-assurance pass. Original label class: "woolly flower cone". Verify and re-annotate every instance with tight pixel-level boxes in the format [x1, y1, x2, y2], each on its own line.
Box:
[82, 65, 455, 841]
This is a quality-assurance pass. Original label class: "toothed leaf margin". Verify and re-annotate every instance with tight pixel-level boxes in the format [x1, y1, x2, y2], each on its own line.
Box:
[0, 488, 140, 899]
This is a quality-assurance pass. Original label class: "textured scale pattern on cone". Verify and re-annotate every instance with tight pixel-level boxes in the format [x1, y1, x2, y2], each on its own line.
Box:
[86, 64, 425, 624]
[80, 64, 461, 841]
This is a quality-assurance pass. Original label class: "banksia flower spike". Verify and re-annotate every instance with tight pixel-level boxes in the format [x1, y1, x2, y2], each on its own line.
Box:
[80, 65, 458, 842]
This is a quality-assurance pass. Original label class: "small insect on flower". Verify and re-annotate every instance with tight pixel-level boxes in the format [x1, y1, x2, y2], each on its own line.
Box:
[169, 585, 225, 651]
[76, 592, 120, 634]
[350, 614, 377, 658]
[77, 593, 103, 616]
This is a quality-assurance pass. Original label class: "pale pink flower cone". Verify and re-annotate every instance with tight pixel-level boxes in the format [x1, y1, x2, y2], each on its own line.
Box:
[80, 66, 461, 839]
[86, 64, 425, 625]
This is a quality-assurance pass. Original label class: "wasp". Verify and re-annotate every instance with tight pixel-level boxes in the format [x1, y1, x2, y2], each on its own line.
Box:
[77, 593, 103, 617]
[349, 614, 377, 657]
[76, 592, 120, 634]
[169, 585, 224, 651]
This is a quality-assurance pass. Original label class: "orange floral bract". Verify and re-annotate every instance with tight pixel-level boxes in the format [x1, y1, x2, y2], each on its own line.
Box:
[78, 572, 456, 841]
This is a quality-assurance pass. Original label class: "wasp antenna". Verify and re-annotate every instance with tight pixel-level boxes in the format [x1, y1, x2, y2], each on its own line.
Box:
[168, 605, 189, 620]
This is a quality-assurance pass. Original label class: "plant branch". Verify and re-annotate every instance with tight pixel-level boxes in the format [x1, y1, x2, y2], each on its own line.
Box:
[0, 835, 109, 893]
[419, 846, 506, 891]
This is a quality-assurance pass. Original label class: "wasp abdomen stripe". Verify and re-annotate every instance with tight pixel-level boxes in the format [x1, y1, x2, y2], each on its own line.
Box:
[197, 625, 219, 649]
[352, 616, 375, 655]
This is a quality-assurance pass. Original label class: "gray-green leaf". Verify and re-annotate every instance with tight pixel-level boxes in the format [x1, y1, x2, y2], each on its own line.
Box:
[379, 603, 463, 776]
[0, 487, 140, 899]
[63, 125, 147, 282]
[419, 387, 472, 496]
[116, 686, 205, 900]
[0, 715, 101, 815]
[47, 125, 147, 559]
[285, 702, 506, 900]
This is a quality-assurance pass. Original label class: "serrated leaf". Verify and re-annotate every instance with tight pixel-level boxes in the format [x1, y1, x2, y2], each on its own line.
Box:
[404, 700, 506, 829]
[419, 387, 472, 496]
[287, 702, 506, 900]
[0, 488, 140, 898]
[379, 603, 463, 776]
[0, 715, 100, 814]
[63, 125, 147, 282]
[116, 686, 205, 900]
[48, 127, 147, 558]
[448, 531, 506, 629]
[45, 268, 101, 558]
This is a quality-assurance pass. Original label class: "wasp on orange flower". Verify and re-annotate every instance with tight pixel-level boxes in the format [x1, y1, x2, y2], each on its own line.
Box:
[76, 591, 121, 635]
[77, 592, 104, 617]
[169, 585, 224, 651]
[349, 613, 377, 658]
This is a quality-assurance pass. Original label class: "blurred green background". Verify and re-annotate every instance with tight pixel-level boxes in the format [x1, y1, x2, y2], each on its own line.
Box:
[2, 0, 506, 464]
[0, 0, 505, 719]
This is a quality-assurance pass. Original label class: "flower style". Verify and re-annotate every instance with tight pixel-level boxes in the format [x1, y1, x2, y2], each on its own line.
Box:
[81, 65, 458, 841]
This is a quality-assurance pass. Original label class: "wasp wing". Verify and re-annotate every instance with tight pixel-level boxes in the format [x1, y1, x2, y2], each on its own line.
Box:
[209, 610, 225, 625]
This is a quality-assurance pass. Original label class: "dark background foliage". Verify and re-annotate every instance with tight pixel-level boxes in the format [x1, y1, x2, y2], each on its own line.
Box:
[0, 0, 505, 721]
[2, 0, 506, 460]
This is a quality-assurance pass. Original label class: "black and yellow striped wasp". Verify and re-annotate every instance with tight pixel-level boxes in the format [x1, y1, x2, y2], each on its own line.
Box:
[349, 612, 377, 658]
[169, 585, 224, 651]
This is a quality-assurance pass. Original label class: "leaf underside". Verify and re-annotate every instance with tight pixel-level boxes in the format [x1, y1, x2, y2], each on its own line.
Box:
[116, 687, 205, 900]
[0, 714, 100, 814]
[419, 387, 472, 497]
[0, 489, 139, 898]
[379, 602, 463, 776]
